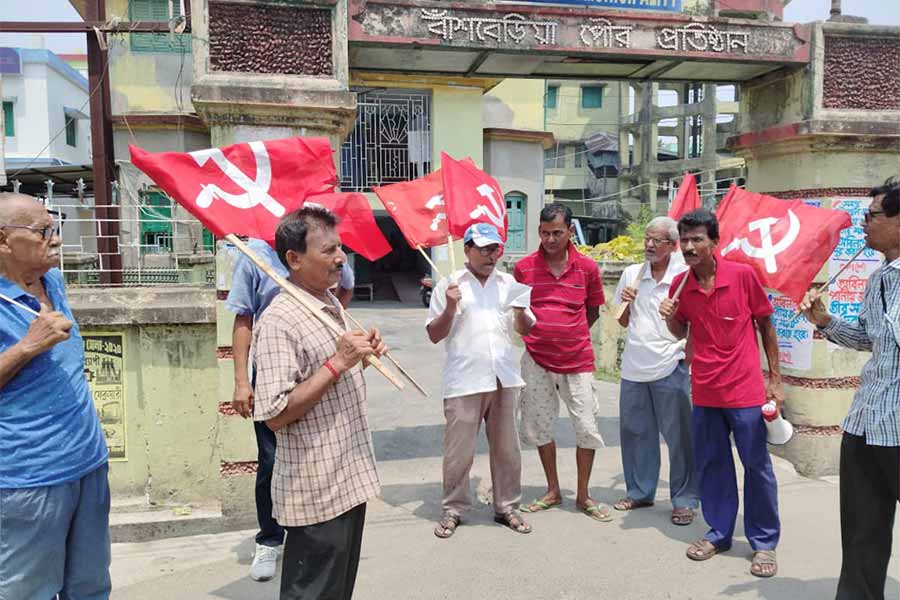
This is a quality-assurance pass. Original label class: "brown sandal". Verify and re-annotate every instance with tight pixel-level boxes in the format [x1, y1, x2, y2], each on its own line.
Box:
[433, 513, 460, 539]
[686, 538, 729, 561]
[671, 507, 695, 526]
[750, 550, 778, 578]
[494, 510, 532, 534]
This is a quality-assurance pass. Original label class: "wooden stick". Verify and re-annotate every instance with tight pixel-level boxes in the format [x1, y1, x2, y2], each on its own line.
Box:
[0, 293, 40, 317]
[615, 262, 647, 321]
[447, 235, 457, 280]
[792, 245, 868, 320]
[342, 310, 428, 398]
[671, 268, 691, 302]
[417, 245, 443, 279]
[225, 235, 405, 391]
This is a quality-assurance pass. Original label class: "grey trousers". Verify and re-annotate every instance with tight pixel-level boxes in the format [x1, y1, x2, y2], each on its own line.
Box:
[442, 386, 522, 516]
[619, 362, 699, 509]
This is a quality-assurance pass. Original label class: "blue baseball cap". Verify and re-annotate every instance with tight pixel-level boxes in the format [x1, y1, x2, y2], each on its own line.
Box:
[463, 223, 503, 247]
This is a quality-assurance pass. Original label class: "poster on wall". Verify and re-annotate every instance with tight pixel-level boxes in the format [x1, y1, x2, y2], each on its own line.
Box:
[768, 291, 813, 372]
[83, 333, 127, 461]
[828, 198, 883, 324]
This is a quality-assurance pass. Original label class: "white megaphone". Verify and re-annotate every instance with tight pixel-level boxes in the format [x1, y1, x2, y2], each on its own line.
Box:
[762, 401, 794, 446]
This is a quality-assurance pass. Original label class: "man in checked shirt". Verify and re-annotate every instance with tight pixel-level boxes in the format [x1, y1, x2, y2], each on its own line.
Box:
[800, 176, 900, 600]
[253, 206, 385, 600]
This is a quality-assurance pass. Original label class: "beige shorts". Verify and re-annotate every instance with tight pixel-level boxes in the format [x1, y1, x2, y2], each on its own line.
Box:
[519, 352, 604, 449]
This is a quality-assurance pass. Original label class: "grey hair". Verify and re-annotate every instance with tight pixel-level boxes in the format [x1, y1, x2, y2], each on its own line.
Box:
[646, 216, 679, 242]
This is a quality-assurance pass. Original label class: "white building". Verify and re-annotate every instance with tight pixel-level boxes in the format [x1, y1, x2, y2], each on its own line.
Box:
[2, 47, 92, 170]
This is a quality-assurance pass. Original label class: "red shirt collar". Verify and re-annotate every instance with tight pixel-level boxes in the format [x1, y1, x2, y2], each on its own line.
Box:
[536, 241, 578, 275]
[682, 258, 737, 294]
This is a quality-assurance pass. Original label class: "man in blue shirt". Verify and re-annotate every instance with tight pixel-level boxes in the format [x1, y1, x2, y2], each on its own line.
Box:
[0, 193, 110, 599]
[226, 237, 354, 582]
[800, 177, 900, 600]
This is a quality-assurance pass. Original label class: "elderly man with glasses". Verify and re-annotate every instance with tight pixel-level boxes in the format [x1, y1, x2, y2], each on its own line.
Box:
[427, 223, 536, 538]
[0, 193, 111, 599]
[613, 216, 698, 526]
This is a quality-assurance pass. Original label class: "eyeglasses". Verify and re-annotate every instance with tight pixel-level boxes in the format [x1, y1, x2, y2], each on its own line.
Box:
[644, 236, 672, 246]
[473, 244, 503, 257]
[863, 210, 886, 223]
[0, 223, 59, 240]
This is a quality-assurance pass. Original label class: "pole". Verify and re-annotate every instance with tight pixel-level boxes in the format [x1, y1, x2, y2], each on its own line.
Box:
[417, 245, 443, 279]
[86, 0, 122, 284]
[224, 235, 405, 391]
[615, 262, 647, 321]
[792, 245, 867, 319]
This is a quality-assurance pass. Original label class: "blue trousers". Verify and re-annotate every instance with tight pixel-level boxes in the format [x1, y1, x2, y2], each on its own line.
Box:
[0, 463, 111, 600]
[255, 420, 285, 547]
[692, 406, 780, 551]
[619, 362, 698, 509]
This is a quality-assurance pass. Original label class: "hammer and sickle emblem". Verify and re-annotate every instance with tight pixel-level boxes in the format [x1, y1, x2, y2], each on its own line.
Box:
[468, 184, 505, 229]
[721, 209, 801, 273]
[189, 141, 286, 217]
[425, 193, 446, 231]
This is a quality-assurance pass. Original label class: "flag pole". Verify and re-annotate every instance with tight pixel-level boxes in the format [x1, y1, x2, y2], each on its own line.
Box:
[417, 245, 444, 279]
[447, 235, 457, 279]
[342, 310, 429, 397]
[0, 293, 40, 317]
[615, 262, 647, 321]
[792, 245, 868, 320]
[225, 234, 406, 391]
[671, 268, 691, 302]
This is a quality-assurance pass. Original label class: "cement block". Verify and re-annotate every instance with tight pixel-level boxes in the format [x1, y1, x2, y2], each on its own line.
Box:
[784, 386, 854, 427]
[217, 301, 236, 348]
[770, 430, 841, 478]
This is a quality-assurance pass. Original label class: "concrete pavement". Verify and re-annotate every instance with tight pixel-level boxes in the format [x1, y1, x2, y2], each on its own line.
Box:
[110, 303, 900, 600]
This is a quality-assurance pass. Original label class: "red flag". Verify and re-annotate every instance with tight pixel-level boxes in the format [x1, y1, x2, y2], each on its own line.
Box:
[373, 170, 448, 249]
[304, 192, 392, 261]
[715, 186, 852, 303]
[440, 152, 507, 242]
[668, 173, 701, 220]
[129, 138, 337, 243]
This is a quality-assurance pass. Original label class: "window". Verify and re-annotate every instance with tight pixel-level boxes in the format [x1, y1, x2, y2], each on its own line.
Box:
[140, 192, 173, 254]
[130, 0, 191, 53]
[574, 145, 583, 169]
[2, 101, 13, 137]
[65, 113, 77, 147]
[505, 192, 526, 252]
[545, 85, 559, 110]
[544, 148, 559, 169]
[581, 86, 603, 109]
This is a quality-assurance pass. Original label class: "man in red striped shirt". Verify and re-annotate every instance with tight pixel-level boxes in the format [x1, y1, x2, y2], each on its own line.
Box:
[514, 203, 611, 522]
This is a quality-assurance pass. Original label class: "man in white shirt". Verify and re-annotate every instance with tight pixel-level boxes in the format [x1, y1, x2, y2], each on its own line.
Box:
[427, 223, 535, 539]
[613, 216, 699, 526]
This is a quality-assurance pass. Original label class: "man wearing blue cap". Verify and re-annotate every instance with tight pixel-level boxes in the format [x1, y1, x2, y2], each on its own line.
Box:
[427, 223, 536, 538]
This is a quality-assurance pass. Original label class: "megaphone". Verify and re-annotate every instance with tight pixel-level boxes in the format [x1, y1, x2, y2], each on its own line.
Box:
[762, 401, 794, 446]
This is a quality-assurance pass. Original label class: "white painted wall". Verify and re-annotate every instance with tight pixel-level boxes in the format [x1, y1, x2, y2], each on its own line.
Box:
[2, 49, 91, 167]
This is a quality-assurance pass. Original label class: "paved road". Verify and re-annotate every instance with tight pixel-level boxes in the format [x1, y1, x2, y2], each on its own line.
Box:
[110, 303, 900, 600]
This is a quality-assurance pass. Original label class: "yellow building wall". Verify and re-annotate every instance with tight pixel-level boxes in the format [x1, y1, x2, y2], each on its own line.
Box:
[484, 79, 545, 131]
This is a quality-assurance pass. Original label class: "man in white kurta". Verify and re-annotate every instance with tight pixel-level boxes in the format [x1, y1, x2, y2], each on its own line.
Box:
[426, 223, 535, 539]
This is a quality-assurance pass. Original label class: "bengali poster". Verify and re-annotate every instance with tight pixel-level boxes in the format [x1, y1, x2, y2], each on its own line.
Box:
[768, 292, 813, 371]
[83, 332, 127, 461]
[828, 199, 882, 324]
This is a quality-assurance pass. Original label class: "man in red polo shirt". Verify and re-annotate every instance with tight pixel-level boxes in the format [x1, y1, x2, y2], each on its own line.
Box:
[514, 203, 611, 522]
[659, 208, 784, 578]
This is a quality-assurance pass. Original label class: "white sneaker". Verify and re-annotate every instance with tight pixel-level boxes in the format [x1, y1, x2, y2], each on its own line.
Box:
[250, 543, 280, 582]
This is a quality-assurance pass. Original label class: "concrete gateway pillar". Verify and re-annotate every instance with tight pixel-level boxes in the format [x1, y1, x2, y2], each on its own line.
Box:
[729, 21, 900, 476]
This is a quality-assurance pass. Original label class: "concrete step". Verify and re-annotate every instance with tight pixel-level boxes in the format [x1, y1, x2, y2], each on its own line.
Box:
[109, 502, 255, 544]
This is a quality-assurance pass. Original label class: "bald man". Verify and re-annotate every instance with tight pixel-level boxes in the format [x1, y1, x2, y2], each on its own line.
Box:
[0, 194, 111, 598]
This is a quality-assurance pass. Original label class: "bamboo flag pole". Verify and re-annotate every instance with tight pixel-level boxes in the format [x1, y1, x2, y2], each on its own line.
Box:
[615, 262, 647, 321]
[225, 235, 405, 391]
[342, 310, 428, 397]
[671, 267, 691, 302]
[417, 245, 444, 279]
[447, 235, 457, 279]
[792, 245, 868, 320]
[0, 293, 40, 317]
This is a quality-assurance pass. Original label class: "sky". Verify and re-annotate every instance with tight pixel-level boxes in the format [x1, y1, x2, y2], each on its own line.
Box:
[1, 0, 899, 54]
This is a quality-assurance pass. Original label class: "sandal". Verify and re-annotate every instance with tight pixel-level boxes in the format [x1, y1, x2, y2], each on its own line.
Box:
[520, 498, 561, 513]
[671, 507, 695, 526]
[613, 497, 654, 511]
[750, 550, 778, 578]
[494, 510, 532, 534]
[578, 502, 613, 522]
[686, 538, 729, 561]
[433, 513, 460, 539]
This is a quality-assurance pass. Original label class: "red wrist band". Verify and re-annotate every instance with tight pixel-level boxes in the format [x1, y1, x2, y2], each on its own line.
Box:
[324, 359, 340, 381]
